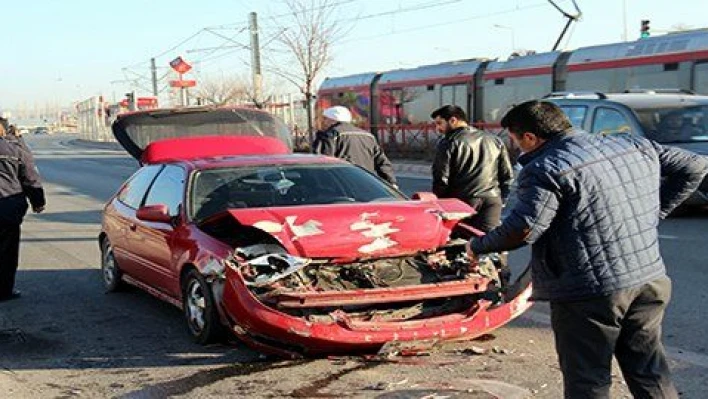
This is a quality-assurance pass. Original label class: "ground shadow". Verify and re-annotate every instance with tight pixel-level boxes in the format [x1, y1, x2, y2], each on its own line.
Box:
[33, 210, 103, 224]
[0, 269, 261, 371]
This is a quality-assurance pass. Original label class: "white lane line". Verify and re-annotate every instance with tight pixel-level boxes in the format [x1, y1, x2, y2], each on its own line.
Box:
[521, 309, 708, 369]
[658, 235, 680, 240]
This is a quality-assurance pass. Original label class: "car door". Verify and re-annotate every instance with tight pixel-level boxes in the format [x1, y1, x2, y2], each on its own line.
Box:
[132, 164, 187, 296]
[109, 165, 163, 279]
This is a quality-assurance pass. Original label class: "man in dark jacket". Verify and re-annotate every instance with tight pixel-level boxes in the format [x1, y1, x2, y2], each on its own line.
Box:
[467, 100, 708, 398]
[430, 105, 513, 233]
[312, 106, 397, 186]
[0, 118, 46, 301]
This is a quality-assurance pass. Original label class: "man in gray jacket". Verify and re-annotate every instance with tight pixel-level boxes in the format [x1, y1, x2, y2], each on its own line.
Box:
[313, 106, 397, 187]
[467, 100, 708, 398]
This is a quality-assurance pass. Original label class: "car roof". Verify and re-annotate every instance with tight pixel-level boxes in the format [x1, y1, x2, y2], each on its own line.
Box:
[548, 92, 708, 109]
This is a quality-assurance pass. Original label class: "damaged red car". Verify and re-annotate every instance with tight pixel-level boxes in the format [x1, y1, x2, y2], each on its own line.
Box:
[99, 106, 532, 357]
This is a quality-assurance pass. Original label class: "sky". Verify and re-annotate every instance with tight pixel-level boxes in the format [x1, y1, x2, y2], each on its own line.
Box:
[0, 0, 704, 112]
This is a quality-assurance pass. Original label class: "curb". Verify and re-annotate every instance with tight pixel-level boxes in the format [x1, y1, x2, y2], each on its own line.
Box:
[392, 162, 431, 177]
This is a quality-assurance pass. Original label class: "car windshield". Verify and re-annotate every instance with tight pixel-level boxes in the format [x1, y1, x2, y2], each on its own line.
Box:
[189, 164, 405, 221]
[634, 105, 708, 144]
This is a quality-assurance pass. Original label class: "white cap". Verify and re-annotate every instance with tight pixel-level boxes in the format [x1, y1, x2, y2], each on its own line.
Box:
[322, 106, 352, 123]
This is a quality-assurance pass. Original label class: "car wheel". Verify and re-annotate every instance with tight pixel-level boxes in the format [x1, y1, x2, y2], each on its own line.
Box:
[101, 239, 124, 292]
[182, 269, 224, 344]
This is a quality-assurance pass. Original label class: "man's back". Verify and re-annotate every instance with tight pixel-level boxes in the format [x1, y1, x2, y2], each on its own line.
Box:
[313, 123, 396, 184]
[433, 127, 513, 201]
[515, 132, 705, 300]
[0, 138, 45, 225]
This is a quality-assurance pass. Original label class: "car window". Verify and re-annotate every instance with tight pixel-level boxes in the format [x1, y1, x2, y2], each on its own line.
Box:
[559, 105, 588, 128]
[189, 164, 404, 220]
[634, 106, 708, 143]
[591, 107, 632, 136]
[117, 165, 163, 209]
[144, 165, 186, 216]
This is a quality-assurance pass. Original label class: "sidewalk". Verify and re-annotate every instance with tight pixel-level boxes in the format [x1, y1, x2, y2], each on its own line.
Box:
[68, 139, 432, 177]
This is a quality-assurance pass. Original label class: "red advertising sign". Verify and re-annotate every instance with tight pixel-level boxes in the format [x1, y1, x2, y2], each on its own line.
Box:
[169, 56, 192, 74]
[169, 80, 197, 88]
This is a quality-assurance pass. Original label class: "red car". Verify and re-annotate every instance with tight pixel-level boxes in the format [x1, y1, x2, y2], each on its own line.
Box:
[100, 106, 532, 357]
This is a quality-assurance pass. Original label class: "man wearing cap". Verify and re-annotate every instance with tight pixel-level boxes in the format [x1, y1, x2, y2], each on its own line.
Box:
[313, 106, 397, 186]
[0, 117, 45, 301]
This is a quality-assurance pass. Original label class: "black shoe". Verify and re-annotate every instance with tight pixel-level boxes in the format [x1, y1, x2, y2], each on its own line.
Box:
[0, 289, 21, 302]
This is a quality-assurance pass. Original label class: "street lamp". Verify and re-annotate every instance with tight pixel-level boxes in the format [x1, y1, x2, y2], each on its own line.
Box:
[493, 24, 516, 53]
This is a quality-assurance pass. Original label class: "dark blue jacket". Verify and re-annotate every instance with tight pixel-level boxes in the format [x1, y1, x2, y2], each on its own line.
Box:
[470, 131, 708, 301]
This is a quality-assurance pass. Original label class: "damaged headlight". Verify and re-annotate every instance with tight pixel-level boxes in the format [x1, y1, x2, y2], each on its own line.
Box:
[243, 254, 311, 287]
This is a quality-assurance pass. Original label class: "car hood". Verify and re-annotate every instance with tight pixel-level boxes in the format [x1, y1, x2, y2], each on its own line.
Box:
[111, 106, 293, 160]
[202, 199, 474, 259]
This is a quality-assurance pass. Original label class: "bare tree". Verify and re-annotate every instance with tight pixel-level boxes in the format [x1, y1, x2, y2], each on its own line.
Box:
[195, 78, 248, 106]
[268, 0, 344, 140]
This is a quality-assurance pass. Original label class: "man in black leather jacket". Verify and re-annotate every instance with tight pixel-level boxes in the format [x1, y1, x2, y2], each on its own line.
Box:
[430, 105, 513, 233]
[313, 106, 397, 186]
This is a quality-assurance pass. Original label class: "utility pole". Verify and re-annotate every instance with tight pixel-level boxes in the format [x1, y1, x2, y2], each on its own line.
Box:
[249, 12, 263, 104]
[150, 58, 158, 96]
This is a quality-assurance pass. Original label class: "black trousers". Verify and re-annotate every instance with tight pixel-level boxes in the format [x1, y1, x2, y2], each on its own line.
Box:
[550, 276, 678, 399]
[467, 196, 503, 233]
[0, 223, 21, 298]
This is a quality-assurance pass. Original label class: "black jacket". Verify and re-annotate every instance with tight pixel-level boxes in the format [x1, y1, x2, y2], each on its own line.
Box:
[432, 126, 513, 202]
[0, 137, 45, 225]
[312, 122, 396, 185]
[470, 131, 708, 301]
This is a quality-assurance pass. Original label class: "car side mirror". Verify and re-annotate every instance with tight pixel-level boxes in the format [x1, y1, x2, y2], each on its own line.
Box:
[136, 204, 173, 223]
[411, 192, 438, 201]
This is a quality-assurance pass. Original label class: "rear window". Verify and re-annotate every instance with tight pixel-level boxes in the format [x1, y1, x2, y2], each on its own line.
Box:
[189, 164, 404, 221]
[114, 108, 293, 158]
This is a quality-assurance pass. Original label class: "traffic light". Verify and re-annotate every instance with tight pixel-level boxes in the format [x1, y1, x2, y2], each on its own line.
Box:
[125, 92, 136, 110]
[640, 20, 651, 38]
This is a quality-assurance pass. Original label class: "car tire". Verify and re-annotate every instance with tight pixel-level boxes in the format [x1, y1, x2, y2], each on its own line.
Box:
[182, 269, 224, 345]
[101, 239, 124, 292]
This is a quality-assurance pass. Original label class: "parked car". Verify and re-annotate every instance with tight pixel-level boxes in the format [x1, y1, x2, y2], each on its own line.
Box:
[100, 106, 533, 357]
[32, 126, 49, 135]
[546, 90, 708, 208]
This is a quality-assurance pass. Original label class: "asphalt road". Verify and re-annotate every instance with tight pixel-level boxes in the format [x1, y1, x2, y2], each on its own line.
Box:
[1, 134, 707, 398]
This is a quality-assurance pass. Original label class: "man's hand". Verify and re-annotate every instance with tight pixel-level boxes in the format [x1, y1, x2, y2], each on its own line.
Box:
[465, 240, 478, 262]
[33, 205, 45, 214]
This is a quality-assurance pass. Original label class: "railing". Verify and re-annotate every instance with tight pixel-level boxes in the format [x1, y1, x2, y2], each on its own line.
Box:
[365, 122, 505, 160]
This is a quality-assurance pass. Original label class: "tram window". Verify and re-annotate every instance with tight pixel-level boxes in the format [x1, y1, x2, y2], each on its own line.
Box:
[495, 78, 504, 85]
[427, 85, 435, 91]
[559, 106, 588, 128]
[694, 62, 708, 94]
[592, 107, 632, 136]
[664, 63, 678, 71]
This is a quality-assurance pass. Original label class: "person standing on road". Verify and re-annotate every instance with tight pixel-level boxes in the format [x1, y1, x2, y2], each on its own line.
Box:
[430, 105, 513, 233]
[312, 106, 397, 187]
[0, 117, 46, 302]
[467, 100, 708, 398]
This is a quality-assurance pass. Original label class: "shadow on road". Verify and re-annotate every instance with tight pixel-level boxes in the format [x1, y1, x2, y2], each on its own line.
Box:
[33, 210, 103, 225]
[0, 269, 259, 370]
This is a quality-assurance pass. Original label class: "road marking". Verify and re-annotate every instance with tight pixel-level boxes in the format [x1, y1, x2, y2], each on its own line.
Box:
[522, 309, 708, 369]
[659, 235, 680, 240]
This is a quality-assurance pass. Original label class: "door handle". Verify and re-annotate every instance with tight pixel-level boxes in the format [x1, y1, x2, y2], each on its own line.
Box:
[129, 224, 137, 231]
